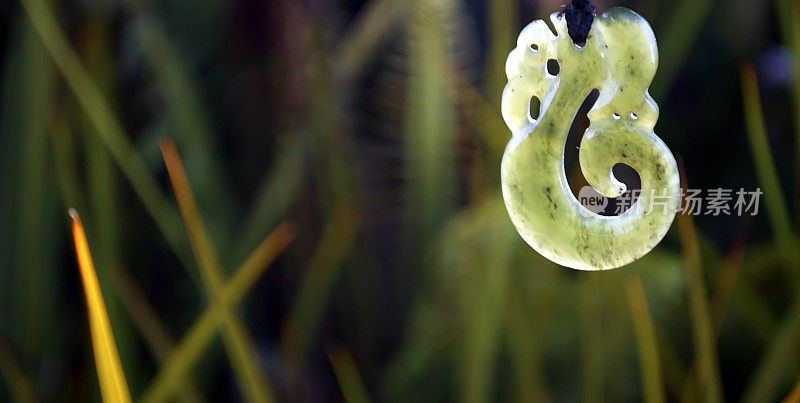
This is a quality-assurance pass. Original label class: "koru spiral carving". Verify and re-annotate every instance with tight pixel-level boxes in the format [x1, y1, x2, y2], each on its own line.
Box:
[501, 8, 680, 270]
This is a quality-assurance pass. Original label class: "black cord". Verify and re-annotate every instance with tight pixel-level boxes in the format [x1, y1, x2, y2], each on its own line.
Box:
[562, 0, 596, 45]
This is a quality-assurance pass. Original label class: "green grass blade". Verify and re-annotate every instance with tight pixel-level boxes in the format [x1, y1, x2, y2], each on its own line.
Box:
[624, 274, 666, 403]
[505, 298, 543, 402]
[740, 65, 800, 397]
[17, 0, 195, 276]
[140, 222, 294, 403]
[0, 20, 24, 338]
[126, 6, 235, 250]
[730, 275, 778, 342]
[232, 134, 305, 265]
[160, 139, 275, 403]
[48, 104, 203, 402]
[709, 219, 752, 333]
[332, 0, 409, 81]
[108, 264, 205, 403]
[282, 202, 360, 366]
[740, 63, 798, 277]
[46, 113, 203, 402]
[743, 298, 800, 403]
[579, 275, 605, 401]
[485, 0, 517, 103]
[8, 14, 59, 362]
[681, 219, 751, 401]
[46, 111, 85, 213]
[449, 61, 510, 171]
[738, 68, 800, 401]
[651, 0, 714, 99]
[505, 280, 549, 402]
[504, 248, 559, 403]
[771, 0, 800, 222]
[327, 345, 371, 403]
[676, 170, 724, 403]
[459, 217, 514, 403]
[656, 330, 689, 400]
[381, 203, 478, 399]
[404, 0, 457, 254]
[79, 20, 143, 392]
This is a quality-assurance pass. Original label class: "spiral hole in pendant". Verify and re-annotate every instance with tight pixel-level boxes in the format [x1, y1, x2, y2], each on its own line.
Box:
[565, 90, 642, 216]
[608, 164, 642, 215]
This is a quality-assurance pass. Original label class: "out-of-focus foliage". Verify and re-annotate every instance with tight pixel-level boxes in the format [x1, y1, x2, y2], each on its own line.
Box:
[1, 0, 799, 401]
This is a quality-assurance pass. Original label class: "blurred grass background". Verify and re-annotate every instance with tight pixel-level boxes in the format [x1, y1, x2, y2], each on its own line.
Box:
[0, 0, 799, 401]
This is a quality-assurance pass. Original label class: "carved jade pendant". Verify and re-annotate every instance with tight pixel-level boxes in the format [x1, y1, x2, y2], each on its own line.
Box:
[501, 8, 680, 270]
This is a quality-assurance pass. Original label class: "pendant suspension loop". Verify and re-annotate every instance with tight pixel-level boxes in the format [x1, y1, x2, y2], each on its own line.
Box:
[563, 0, 596, 46]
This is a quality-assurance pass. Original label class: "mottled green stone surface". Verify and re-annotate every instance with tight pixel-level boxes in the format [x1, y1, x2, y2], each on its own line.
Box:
[501, 8, 680, 270]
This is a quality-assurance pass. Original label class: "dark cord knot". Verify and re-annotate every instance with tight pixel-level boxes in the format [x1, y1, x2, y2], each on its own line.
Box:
[562, 0, 596, 46]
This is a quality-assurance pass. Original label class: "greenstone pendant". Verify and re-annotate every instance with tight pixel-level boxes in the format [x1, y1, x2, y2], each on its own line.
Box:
[501, 8, 680, 270]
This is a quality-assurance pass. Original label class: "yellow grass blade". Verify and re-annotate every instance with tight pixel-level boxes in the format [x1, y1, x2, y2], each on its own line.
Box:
[160, 139, 274, 403]
[69, 209, 132, 403]
[327, 345, 371, 403]
[0, 338, 37, 403]
[140, 222, 294, 403]
[784, 377, 800, 403]
[624, 274, 666, 403]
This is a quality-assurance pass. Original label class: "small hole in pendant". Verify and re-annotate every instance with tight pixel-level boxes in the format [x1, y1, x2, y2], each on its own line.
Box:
[530, 43, 539, 52]
[547, 59, 560, 76]
[612, 113, 621, 120]
[528, 96, 541, 121]
[630, 112, 639, 120]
